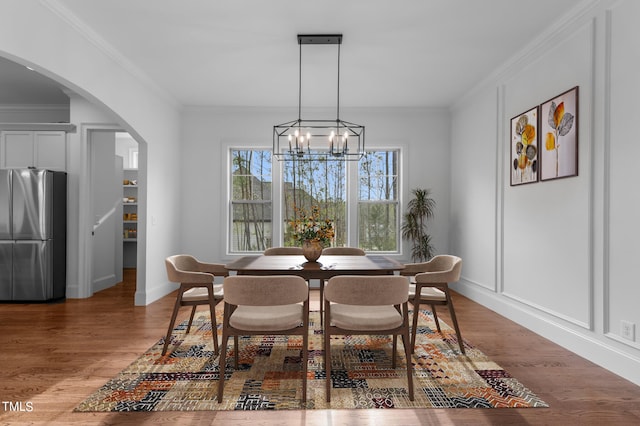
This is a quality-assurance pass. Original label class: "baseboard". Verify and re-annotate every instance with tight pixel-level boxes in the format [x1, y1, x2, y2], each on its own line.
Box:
[136, 281, 178, 306]
[452, 280, 640, 387]
[92, 274, 119, 293]
[65, 283, 81, 299]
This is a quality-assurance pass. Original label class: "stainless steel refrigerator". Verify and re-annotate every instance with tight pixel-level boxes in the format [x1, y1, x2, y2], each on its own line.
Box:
[0, 168, 67, 302]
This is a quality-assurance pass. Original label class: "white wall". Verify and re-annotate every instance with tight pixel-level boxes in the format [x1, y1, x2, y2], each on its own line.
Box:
[450, 0, 640, 386]
[0, 0, 183, 305]
[180, 106, 451, 263]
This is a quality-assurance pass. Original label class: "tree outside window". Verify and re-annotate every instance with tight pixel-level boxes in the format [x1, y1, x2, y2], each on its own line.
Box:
[230, 149, 272, 252]
[282, 159, 346, 247]
[358, 151, 399, 251]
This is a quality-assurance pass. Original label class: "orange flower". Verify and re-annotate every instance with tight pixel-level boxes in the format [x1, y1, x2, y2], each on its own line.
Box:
[518, 154, 528, 170]
[545, 132, 556, 151]
[553, 102, 565, 128]
[522, 124, 536, 145]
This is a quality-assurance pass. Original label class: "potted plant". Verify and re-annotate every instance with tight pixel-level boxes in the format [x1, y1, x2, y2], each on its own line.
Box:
[401, 188, 436, 262]
[289, 205, 335, 262]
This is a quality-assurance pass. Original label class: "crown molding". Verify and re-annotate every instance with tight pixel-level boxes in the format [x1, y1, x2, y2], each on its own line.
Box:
[0, 122, 76, 132]
[40, 0, 181, 109]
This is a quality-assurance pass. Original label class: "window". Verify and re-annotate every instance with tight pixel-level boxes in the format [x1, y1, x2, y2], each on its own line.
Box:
[358, 150, 399, 251]
[229, 150, 272, 251]
[282, 159, 347, 246]
[228, 148, 400, 253]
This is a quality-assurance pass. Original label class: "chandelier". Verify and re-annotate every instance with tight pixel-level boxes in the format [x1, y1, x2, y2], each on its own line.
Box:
[273, 34, 365, 161]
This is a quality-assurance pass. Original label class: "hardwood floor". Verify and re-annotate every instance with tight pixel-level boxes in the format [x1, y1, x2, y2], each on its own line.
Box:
[1, 268, 639, 425]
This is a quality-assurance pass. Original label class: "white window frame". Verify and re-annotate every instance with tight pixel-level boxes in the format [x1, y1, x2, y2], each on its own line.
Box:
[226, 144, 404, 254]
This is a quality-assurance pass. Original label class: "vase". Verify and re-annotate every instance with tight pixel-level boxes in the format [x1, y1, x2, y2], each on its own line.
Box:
[302, 240, 323, 262]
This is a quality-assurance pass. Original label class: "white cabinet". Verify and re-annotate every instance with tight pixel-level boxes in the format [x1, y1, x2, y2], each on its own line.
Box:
[122, 169, 138, 268]
[1, 130, 67, 170]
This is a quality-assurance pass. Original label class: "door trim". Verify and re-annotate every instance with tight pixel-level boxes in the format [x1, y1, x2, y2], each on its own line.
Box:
[78, 124, 129, 298]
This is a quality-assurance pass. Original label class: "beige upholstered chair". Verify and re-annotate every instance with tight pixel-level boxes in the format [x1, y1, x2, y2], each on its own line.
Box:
[323, 275, 414, 402]
[401, 255, 465, 354]
[217, 275, 310, 403]
[322, 247, 366, 256]
[264, 247, 304, 255]
[163, 255, 229, 356]
[319, 247, 365, 324]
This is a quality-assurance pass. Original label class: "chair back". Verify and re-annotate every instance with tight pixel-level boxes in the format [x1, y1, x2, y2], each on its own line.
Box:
[415, 255, 462, 283]
[165, 254, 213, 284]
[322, 247, 365, 256]
[264, 247, 303, 255]
[223, 275, 308, 306]
[325, 275, 408, 306]
[167, 254, 198, 273]
[399, 261, 430, 276]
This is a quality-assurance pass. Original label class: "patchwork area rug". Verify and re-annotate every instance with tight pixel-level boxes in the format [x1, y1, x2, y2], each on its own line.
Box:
[75, 310, 548, 411]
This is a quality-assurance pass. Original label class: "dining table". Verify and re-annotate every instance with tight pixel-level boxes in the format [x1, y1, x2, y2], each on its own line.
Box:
[224, 254, 405, 280]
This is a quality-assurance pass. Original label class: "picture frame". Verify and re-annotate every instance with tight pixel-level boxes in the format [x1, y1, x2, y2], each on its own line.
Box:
[510, 106, 539, 186]
[539, 86, 578, 181]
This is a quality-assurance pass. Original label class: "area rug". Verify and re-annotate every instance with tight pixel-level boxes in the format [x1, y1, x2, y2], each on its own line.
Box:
[75, 310, 548, 411]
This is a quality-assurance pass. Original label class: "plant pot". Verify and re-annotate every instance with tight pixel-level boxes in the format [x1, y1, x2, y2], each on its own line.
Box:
[302, 240, 322, 262]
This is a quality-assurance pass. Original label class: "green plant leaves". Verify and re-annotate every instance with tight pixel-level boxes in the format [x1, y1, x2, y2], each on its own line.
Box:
[401, 188, 436, 262]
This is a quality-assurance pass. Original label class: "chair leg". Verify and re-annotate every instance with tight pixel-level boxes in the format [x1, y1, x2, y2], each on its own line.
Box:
[324, 301, 332, 403]
[445, 295, 466, 354]
[391, 334, 398, 369]
[302, 328, 308, 403]
[186, 306, 197, 333]
[402, 328, 415, 401]
[411, 300, 420, 354]
[208, 301, 219, 356]
[162, 290, 184, 356]
[217, 333, 229, 403]
[319, 280, 325, 325]
[233, 335, 239, 369]
[431, 304, 442, 332]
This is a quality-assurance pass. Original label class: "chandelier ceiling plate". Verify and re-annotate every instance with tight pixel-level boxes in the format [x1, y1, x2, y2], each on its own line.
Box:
[297, 34, 342, 45]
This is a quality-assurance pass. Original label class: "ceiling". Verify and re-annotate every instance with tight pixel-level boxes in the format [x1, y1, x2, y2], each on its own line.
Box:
[1, 0, 585, 109]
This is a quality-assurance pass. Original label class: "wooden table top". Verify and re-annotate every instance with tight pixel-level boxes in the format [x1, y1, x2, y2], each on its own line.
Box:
[225, 254, 405, 280]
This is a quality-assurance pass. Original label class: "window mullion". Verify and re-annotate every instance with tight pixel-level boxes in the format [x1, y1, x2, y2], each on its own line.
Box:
[346, 159, 359, 247]
[272, 155, 282, 246]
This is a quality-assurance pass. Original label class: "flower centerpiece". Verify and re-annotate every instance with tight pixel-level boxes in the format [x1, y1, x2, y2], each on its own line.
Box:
[289, 205, 334, 262]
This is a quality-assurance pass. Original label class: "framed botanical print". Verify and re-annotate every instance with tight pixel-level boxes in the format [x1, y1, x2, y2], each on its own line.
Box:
[510, 106, 539, 186]
[540, 86, 578, 181]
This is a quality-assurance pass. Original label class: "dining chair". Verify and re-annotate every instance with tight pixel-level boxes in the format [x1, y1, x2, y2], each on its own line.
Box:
[321, 247, 366, 256]
[318, 247, 365, 324]
[163, 255, 229, 356]
[263, 246, 312, 310]
[400, 255, 465, 354]
[323, 275, 414, 402]
[217, 275, 310, 403]
[263, 247, 304, 255]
